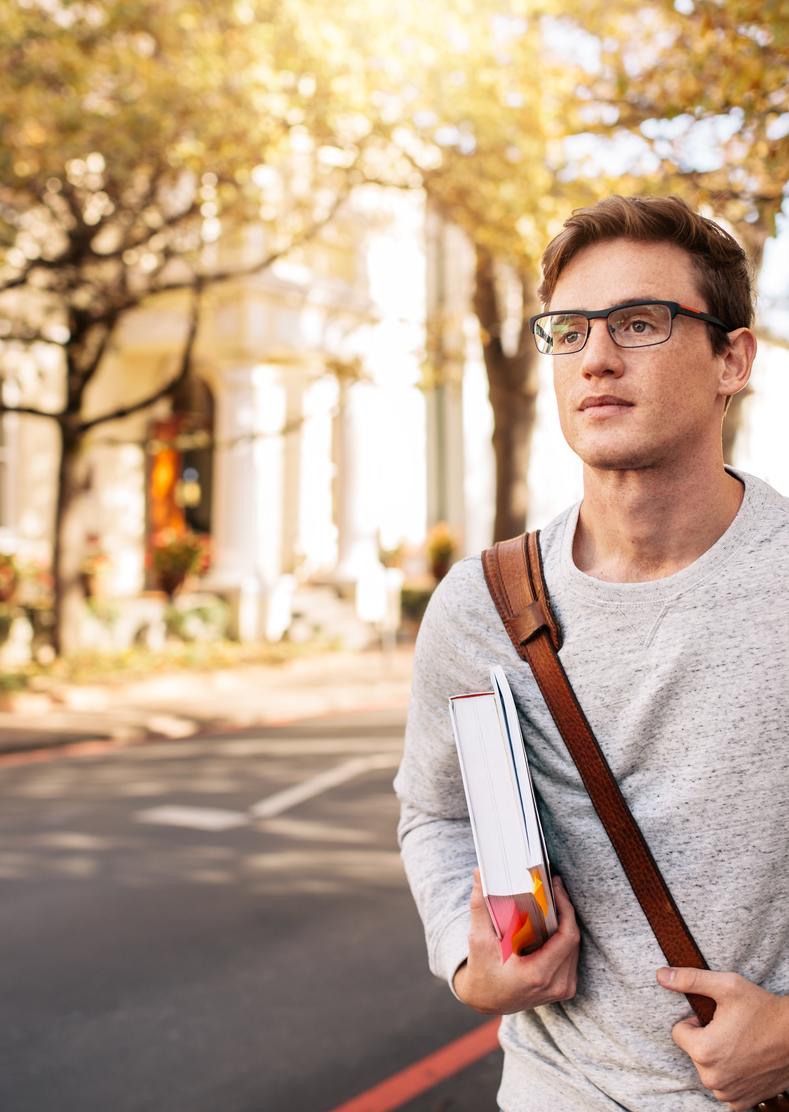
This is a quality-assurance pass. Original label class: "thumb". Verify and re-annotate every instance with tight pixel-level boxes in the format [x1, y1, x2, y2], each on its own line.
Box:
[468, 869, 498, 942]
[469, 868, 487, 916]
[656, 966, 727, 1001]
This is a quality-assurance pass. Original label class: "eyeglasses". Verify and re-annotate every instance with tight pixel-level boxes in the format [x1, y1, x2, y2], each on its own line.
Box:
[529, 299, 732, 355]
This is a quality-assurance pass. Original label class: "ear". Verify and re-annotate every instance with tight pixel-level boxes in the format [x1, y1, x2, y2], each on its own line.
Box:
[718, 327, 756, 402]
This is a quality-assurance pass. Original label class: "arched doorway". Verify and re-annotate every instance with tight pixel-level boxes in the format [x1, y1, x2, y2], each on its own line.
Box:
[145, 375, 215, 585]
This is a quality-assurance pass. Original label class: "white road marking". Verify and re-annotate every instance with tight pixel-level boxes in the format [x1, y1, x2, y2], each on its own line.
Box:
[133, 752, 400, 830]
[218, 738, 402, 757]
[136, 805, 249, 831]
[249, 753, 400, 819]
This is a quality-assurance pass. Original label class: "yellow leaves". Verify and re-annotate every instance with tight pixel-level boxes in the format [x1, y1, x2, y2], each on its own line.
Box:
[20, 121, 48, 148]
[12, 158, 38, 178]
[1, 0, 785, 311]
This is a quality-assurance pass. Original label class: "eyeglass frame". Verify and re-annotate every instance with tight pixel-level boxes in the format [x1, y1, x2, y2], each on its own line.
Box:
[529, 299, 733, 355]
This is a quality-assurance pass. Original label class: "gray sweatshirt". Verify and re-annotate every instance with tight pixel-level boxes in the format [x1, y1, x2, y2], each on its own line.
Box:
[394, 471, 789, 1110]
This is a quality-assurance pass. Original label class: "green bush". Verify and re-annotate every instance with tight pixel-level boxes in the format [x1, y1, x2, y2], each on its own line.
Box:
[401, 584, 434, 624]
[164, 595, 230, 642]
[0, 552, 21, 605]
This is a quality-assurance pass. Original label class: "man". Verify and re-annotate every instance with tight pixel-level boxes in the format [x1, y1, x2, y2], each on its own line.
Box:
[394, 195, 789, 1111]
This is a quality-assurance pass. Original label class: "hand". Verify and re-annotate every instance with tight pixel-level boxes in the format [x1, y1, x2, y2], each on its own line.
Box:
[657, 966, 789, 1110]
[453, 869, 580, 1016]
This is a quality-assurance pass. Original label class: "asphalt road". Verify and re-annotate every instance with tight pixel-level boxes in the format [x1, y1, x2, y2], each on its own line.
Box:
[0, 708, 501, 1112]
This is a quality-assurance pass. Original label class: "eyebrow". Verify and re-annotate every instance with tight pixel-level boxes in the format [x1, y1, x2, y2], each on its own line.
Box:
[547, 295, 663, 313]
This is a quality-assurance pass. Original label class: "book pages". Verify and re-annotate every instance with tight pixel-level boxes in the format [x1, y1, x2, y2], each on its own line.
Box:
[449, 666, 558, 959]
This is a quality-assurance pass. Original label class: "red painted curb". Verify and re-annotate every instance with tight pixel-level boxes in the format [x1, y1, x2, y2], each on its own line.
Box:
[327, 1019, 501, 1112]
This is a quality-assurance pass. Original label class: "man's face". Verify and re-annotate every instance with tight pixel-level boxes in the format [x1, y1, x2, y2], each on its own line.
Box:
[549, 238, 728, 473]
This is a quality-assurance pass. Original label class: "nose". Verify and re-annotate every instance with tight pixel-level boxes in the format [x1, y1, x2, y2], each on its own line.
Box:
[580, 318, 625, 379]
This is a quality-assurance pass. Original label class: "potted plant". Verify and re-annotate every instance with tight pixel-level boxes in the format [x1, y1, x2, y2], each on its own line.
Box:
[0, 552, 20, 646]
[426, 521, 458, 583]
[378, 541, 404, 569]
[79, 534, 110, 600]
[150, 530, 209, 600]
[0, 552, 20, 605]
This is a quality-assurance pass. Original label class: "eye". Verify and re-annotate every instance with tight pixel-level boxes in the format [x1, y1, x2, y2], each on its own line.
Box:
[552, 315, 585, 349]
[620, 315, 654, 333]
[613, 307, 660, 334]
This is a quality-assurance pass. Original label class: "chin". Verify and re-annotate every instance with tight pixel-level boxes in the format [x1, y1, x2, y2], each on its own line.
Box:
[572, 437, 662, 472]
[583, 455, 658, 472]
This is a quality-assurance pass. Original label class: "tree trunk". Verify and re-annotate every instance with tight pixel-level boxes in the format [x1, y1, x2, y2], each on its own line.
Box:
[473, 246, 540, 542]
[51, 422, 89, 656]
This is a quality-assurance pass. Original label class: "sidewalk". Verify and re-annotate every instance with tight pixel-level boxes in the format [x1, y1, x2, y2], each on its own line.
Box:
[0, 645, 415, 756]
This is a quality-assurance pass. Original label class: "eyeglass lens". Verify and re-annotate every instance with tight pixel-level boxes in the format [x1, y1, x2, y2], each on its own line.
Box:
[535, 303, 673, 354]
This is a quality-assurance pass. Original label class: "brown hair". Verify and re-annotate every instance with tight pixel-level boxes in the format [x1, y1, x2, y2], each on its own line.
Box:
[538, 195, 754, 354]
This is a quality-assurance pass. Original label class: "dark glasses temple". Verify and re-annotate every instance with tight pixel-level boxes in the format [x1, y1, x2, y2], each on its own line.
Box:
[677, 304, 731, 330]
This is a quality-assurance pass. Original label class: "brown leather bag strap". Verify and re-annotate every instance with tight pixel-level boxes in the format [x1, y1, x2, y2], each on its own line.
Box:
[482, 531, 716, 1021]
[483, 532, 563, 654]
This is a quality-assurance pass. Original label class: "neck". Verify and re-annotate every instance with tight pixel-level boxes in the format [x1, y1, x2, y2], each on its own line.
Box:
[573, 460, 744, 582]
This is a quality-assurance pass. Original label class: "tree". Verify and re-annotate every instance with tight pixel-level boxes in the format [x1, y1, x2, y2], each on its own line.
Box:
[339, 0, 602, 539]
[4, 0, 787, 652]
[0, 0, 378, 652]
[564, 0, 789, 457]
[357, 0, 789, 536]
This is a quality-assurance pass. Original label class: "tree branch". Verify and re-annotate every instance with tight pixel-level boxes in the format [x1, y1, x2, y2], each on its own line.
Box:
[91, 194, 200, 262]
[78, 281, 203, 433]
[74, 314, 120, 399]
[0, 327, 66, 346]
[0, 181, 104, 294]
[147, 185, 352, 295]
[0, 268, 35, 293]
[0, 402, 62, 420]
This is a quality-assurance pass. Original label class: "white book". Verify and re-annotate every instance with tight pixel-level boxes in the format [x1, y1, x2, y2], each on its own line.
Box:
[449, 665, 558, 960]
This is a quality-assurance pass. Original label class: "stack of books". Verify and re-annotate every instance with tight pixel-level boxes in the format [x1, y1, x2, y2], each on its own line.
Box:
[449, 666, 558, 961]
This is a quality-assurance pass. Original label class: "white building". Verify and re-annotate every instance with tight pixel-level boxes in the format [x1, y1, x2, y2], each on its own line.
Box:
[2, 188, 788, 651]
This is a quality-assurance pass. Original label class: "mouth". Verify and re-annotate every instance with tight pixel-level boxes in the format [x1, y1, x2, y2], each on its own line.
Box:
[578, 395, 634, 412]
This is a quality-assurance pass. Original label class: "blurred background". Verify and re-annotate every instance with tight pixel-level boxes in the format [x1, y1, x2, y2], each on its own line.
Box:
[1, 0, 788, 668]
[0, 0, 786, 1107]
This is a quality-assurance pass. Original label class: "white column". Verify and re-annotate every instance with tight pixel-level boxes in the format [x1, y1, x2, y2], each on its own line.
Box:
[209, 364, 293, 640]
[280, 366, 308, 575]
[426, 381, 465, 530]
[299, 375, 339, 574]
[332, 377, 382, 585]
[425, 206, 466, 540]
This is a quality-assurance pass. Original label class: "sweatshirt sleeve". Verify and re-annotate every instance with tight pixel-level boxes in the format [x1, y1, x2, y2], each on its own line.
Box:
[393, 557, 494, 990]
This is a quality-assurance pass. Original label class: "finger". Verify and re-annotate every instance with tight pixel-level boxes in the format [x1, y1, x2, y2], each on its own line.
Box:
[526, 888, 580, 966]
[467, 870, 498, 941]
[469, 869, 487, 914]
[551, 877, 579, 930]
[671, 1014, 704, 1055]
[469, 868, 482, 896]
[656, 966, 734, 1001]
[524, 923, 579, 974]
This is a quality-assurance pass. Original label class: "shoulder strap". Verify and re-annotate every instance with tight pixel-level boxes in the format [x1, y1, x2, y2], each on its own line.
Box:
[481, 530, 715, 1026]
